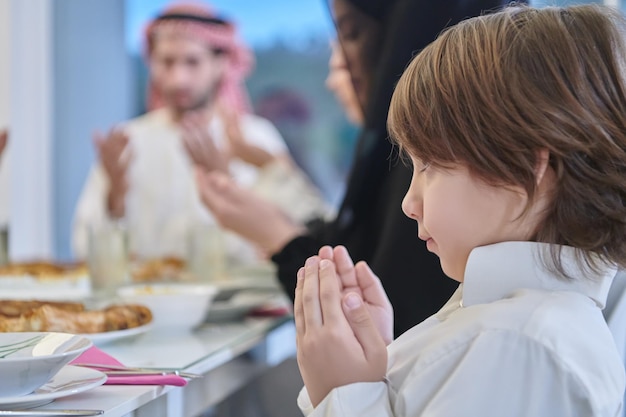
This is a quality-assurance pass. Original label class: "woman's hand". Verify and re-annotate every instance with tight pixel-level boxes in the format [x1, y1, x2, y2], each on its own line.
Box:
[195, 169, 304, 254]
[295, 256, 388, 407]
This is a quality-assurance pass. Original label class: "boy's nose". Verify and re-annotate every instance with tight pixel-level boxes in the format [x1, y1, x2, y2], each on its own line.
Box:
[402, 193, 422, 222]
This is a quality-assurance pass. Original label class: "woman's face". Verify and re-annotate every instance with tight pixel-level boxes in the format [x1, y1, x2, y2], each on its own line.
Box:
[326, 41, 364, 125]
[331, 0, 383, 111]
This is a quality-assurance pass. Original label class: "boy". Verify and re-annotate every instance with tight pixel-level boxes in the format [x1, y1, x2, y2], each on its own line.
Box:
[295, 5, 626, 416]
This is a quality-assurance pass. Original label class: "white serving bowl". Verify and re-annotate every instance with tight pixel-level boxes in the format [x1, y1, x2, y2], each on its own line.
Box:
[0, 332, 92, 397]
[117, 283, 218, 331]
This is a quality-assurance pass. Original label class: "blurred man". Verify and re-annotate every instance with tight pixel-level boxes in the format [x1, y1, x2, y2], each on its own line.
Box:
[73, 3, 326, 262]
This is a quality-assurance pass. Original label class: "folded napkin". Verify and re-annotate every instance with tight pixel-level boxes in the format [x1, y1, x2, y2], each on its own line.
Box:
[71, 346, 188, 387]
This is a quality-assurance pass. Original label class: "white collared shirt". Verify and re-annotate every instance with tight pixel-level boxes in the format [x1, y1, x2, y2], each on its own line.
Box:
[298, 242, 625, 417]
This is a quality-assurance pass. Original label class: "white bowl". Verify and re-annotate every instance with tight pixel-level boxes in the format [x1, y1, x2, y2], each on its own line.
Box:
[0, 332, 92, 397]
[117, 283, 218, 331]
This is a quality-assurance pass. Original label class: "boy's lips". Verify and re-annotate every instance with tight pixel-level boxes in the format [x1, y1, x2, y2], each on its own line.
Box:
[419, 234, 436, 251]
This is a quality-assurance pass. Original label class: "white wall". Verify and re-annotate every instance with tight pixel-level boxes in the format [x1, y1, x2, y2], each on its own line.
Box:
[0, 0, 134, 261]
[52, 0, 135, 261]
[0, 1, 12, 238]
[0, 1, 9, 128]
[5, 0, 53, 260]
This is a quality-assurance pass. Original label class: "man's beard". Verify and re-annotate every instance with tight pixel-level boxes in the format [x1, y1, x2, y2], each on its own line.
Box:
[168, 79, 222, 115]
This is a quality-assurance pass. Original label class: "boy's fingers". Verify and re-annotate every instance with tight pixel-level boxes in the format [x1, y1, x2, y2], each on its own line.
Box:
[302, 257, 322, 328]
[318, 259, 343, 323]
[294, 267, 306, 337]
[355, 261, 389, 305]
[342, 292, 387, 361]
[318, 245, 333, 260]
[334, 245, 357, 288]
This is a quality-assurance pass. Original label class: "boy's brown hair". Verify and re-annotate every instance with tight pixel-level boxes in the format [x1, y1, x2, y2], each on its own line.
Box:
[388, 4, 626, 274]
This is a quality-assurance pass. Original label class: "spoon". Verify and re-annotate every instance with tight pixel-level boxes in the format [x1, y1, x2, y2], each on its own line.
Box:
[71, 363, 202, 379]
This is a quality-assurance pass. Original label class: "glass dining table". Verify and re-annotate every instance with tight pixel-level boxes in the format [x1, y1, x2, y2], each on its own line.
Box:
[38, 308, 296, 417]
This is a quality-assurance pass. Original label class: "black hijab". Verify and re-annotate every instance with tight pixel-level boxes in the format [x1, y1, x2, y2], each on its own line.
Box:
[275, 1, 527, 336]
[333, 0, 524, 237]
[326, 0, 524, 335]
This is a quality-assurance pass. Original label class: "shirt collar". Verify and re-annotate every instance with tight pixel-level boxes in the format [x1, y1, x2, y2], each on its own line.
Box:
[462, 241, 616, 309]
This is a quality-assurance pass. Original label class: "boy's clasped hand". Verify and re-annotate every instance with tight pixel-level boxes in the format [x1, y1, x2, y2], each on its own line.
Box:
[294, 245, 393, 407]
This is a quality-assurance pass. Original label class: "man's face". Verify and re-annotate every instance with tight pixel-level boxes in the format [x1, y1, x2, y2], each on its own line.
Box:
[150, 34, 226, 113]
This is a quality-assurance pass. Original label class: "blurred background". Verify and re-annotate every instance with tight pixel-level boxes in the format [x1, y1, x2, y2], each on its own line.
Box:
[0, 0, 620, 261]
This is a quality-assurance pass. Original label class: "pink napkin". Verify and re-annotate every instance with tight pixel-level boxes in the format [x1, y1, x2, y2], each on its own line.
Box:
[71, 346, 188, 387]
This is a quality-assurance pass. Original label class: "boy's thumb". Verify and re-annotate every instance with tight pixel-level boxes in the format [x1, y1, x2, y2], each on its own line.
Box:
[342, 293, 384, 356]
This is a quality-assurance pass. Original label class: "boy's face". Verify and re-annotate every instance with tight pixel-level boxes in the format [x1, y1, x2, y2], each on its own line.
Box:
[150, 34, 227, 114]
[402, 157, 532, 282]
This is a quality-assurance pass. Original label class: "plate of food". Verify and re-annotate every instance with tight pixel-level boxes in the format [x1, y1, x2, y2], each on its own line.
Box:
[80, 322, 152, 346]
[129, 256, 190, 282]
[0, 300, 153, 346]
[0, 261, 88, 279]
[0, 261, 90, 300]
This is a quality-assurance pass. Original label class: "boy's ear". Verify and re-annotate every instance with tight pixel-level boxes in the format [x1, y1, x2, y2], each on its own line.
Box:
[534, 148, 550, 186]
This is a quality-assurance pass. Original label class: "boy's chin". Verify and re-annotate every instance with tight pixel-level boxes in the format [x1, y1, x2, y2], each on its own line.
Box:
[440, 262, 463, 283]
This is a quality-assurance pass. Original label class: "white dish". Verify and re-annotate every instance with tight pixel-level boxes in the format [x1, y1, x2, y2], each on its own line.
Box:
[0, 333, 92, 397]
[117, 283, 218, 330]
[0, 275, 90, 301]
[0, 365, 106, 410]
[79, 323, 152, 346]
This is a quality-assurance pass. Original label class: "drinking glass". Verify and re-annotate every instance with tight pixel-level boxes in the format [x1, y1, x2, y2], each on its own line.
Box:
[187, 223, 226, 282]
[0, 225, 9, 267]
[87, 223, 129, 299]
